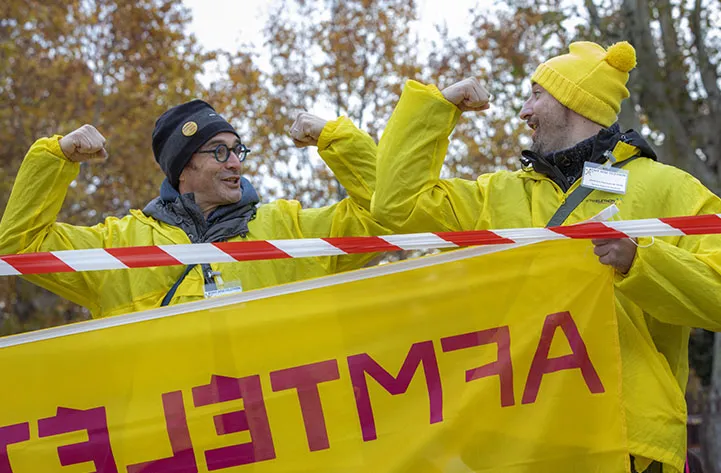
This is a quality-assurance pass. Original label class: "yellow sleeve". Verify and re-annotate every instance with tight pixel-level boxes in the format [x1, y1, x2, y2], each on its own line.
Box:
[0, 136, 106, 312]
[371, 80, 483, 233]
[286, 116, 391, 273]
[0, 136, 80, 254]
[317, 116, 377, 210]
[616, 184, 721, 331]
[297, 199, 390, 273]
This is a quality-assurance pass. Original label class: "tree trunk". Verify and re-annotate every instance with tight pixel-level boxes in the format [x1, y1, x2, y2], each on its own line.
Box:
[704, 333, 721, 472]
[621, 0, 720, 192]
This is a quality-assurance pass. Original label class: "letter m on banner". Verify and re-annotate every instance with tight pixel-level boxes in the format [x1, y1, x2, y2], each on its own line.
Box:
[347, 341, 443, 442]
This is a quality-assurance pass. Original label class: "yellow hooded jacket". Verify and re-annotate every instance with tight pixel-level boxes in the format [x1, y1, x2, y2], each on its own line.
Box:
[372, 81, 721, 472]
[0, 117, 387, 319]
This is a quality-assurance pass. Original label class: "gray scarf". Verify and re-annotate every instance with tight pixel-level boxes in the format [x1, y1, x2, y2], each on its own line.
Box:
[143, 178, 260, 289]
[143, 177, 259, 243]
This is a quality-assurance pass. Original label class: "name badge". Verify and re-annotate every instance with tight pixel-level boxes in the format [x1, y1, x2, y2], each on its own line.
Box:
[204, 279, 243, 299]
[204, 286, 243, 298]
[581, 162, 628, 194]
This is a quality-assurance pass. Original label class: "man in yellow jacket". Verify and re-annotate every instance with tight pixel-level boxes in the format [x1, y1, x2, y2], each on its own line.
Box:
[372, 41, 721, 472]
[0, 100, 386, 318]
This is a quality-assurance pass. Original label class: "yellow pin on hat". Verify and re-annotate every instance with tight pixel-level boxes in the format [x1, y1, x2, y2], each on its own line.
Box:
[181, 121, 198, 137]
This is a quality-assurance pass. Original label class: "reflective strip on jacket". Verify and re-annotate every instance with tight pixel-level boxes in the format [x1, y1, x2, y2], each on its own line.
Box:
[372, 80, 721, 473]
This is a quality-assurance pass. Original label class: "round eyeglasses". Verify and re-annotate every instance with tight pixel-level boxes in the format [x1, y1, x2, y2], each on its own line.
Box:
[196, 143, 251, 163]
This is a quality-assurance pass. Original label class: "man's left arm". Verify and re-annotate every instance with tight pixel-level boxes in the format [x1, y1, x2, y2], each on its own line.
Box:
[296, 200, 388, 271]
[612, 195, 721, 331]
[289, 114, 389, 273]
[290, 113, 377, 210]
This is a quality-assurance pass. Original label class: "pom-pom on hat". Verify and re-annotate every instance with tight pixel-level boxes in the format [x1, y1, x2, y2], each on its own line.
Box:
[531, 41, 637, 127]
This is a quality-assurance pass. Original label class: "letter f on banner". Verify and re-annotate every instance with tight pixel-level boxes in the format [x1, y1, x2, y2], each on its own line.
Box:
[441, 326, 515, 407]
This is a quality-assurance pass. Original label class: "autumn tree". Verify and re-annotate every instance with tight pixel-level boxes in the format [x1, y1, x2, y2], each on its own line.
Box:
[0, 0, 210, 334]
[208, 0, 421, 207]
[2, 0, 720, 463]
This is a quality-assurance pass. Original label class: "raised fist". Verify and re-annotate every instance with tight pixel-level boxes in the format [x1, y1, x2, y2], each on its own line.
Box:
[290, 112, 328, 148]
[441, 78, 491, 112]
[59, 124, 108, 162]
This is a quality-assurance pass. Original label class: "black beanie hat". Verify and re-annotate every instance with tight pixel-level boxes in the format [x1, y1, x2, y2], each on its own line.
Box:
[152, 99, 240, 189]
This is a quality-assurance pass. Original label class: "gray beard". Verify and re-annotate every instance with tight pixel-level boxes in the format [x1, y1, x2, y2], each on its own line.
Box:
[530, 132, 574, 156]
[530, 140, 544, 155]
[530, 139, 558, 156]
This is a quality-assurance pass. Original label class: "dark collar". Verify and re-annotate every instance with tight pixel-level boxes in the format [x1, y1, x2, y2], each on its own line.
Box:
[519, 123, 656, 191]
[143, 177, 260, 242]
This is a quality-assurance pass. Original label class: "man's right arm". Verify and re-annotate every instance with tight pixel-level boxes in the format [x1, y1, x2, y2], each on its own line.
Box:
[0, 136, 80, 255]
[0, 126, 109, 312]
[371, 79, 489, 233]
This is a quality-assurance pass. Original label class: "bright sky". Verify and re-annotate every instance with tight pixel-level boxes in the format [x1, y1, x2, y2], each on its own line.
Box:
[184, 0, 482, 81]
[182, 0, 484, 195]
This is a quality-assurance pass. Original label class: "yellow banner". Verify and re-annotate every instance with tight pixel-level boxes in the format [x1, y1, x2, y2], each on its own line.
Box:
[0, 240, 628, 473]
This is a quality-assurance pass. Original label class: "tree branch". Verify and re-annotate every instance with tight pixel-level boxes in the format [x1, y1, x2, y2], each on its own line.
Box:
[584, 0, 622, 42]
[691, 0, 721, 117]
[584, 0, 603, 34]
[621, 0, 718, 190]
[655, 0, 694, 120]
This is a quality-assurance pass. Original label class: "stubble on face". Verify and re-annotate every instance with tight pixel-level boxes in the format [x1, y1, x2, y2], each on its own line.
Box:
[179, 144, 243, 216]
[529, 103, 574, 156]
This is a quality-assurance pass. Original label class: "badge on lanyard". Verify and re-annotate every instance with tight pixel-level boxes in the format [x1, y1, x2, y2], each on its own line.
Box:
[581, 151, 629, 194]
[203, 270, 243, 299]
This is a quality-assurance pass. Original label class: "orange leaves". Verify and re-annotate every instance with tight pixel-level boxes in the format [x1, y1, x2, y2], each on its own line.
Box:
[207, 0, 423, 207]
[0, 0, 209, 332]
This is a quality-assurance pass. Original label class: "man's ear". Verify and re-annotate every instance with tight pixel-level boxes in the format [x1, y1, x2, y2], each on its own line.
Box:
[178, 158, 197, 182]
[177, 165, 190, 190]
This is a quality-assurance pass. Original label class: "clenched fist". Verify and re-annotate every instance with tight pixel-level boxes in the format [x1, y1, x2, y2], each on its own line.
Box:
[441, 78, 491, 112]
[290, 112, 328, 148]
[59, 124, 108, 163]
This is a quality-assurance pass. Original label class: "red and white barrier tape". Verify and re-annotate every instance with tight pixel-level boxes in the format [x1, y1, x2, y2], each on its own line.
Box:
[1, 213, 720, 276]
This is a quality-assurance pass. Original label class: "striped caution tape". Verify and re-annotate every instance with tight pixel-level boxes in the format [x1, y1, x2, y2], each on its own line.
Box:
[1, 213, 720, 276]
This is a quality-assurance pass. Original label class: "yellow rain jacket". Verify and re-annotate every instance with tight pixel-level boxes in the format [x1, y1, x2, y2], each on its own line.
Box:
[372, 81, 721, 472]
[0, 117, 386, 318]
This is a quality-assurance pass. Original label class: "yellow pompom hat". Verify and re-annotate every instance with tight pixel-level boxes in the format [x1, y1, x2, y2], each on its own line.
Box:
[531, 41, 637, 127]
